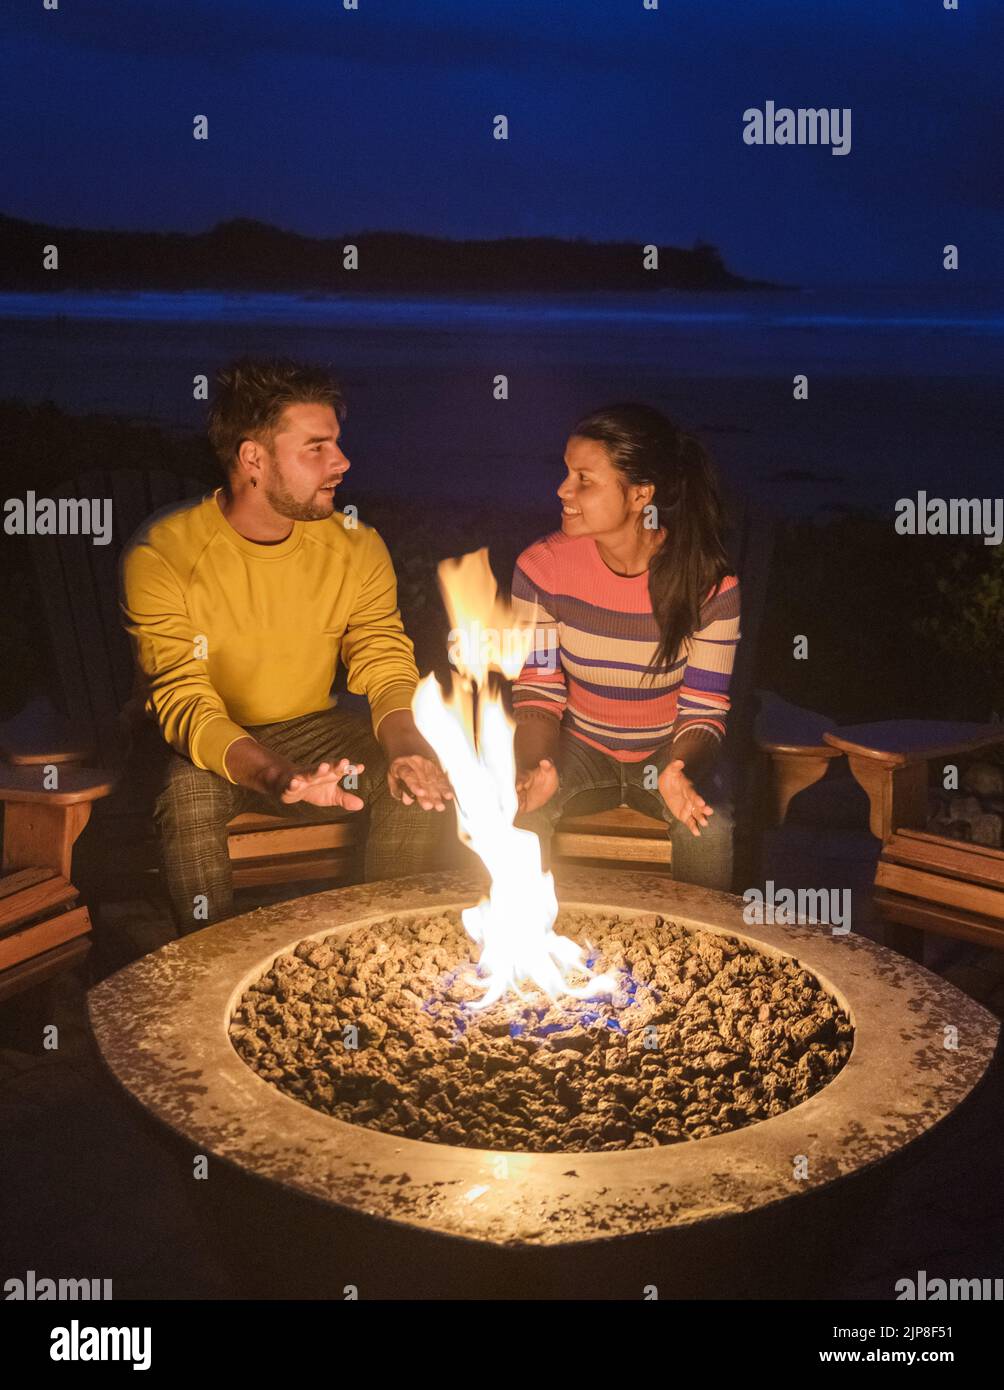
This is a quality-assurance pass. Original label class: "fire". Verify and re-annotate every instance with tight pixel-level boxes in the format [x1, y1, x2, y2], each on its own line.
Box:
[412, 549, 616, 1010]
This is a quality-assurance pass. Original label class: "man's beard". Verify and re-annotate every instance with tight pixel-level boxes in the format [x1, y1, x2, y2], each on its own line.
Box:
[263, 466, 334, 522]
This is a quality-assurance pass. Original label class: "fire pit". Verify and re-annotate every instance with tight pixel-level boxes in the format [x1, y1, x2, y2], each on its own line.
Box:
[89, 867, 998, 1263]
[229, 904, 853, 1153]
[86, 552, 1001, 1296]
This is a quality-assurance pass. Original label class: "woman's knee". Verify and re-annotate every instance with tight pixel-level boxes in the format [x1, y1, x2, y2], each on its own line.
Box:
[688, 761, 736, 828]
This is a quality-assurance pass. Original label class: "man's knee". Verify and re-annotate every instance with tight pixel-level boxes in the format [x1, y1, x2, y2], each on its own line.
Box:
[354, 743, 391, 805]
[153, 756, 239, 834]
[312, 715, 387, 803]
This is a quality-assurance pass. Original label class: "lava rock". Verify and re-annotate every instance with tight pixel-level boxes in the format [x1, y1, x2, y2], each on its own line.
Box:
[228, 907, 853, 1155]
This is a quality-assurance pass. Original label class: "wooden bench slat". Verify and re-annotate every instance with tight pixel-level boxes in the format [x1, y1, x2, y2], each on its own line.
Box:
[873, 890, 1004, 953]
[553, 832, 672, 864]
[0, 874, 77, 932]
[892, 827, 1004, 863]
[226, 811, 344, 832]
[232, 854, 356, 888]
[556, 806, 667, 838]
[0, 904, 91, 972]
[882, 830, 1004, 890]
[875, 861, 1004, 923]
[0, 867, 59, 900]
[228, 820, 359, 861]
[0, 935, 91, 1003]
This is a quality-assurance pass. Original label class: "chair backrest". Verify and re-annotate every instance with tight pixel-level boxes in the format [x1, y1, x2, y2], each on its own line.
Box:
[720, 485, 775, 761]
[29, 468, 212, 765]
[718, 485, 776, 883]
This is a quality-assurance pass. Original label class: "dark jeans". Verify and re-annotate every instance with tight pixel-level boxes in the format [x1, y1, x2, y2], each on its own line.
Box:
[513, 728, 736, 891]
[128, 706, 448, 932]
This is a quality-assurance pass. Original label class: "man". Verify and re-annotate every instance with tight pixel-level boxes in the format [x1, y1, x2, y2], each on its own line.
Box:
[119, 357, 452, 933]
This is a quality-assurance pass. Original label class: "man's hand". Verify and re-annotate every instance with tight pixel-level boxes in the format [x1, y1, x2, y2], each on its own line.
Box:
[657, 758, 713, 836]
[375, 709, 453, 811]
[515, 757, 559, 815]
[387, 755, 453, 810]
[278, 758, 366, 810]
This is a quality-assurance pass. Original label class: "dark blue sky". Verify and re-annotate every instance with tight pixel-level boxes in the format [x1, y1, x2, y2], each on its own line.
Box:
[3, 0, 1001, 287]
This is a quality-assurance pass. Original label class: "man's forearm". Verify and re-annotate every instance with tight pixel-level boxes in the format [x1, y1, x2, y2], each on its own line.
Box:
[225, 709, 438, 798]
[513, 710, 561, 773]
[223, 736, 296, 798]
[376, 708, 438, 764]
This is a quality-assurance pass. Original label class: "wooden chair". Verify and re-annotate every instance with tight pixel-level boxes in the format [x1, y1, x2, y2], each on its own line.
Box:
[0, 469, 364, 953]
[0, 763, 117, 1000]
[822, 720, 1004, 959]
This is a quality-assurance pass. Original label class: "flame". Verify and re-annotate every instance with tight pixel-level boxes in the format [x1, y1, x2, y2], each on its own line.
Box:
[412, 549, 616, 1010]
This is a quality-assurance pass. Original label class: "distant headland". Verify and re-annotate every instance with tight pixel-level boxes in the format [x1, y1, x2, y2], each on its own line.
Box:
[0, 214, 781, 294]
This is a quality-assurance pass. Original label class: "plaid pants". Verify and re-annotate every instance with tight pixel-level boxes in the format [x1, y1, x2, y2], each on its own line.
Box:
[513, 727, 736, 891]
[131, 706, 447, 932]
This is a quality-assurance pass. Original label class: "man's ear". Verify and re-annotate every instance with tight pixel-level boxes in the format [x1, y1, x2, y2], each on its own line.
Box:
[236, 437, 264, 483]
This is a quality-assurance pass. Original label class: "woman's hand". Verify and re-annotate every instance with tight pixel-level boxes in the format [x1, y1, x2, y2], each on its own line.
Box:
[515, 758, 559, 814]
[657, 758, 714, 837]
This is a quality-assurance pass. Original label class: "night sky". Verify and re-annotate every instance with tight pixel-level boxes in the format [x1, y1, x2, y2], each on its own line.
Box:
[3, 0, 1002, 287]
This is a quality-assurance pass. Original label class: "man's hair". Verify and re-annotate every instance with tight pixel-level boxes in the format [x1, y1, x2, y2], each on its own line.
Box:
[207, 357, 347, 472]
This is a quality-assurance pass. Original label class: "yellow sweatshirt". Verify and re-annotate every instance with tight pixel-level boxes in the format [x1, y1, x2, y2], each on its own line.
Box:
[118, 488, 419, 782]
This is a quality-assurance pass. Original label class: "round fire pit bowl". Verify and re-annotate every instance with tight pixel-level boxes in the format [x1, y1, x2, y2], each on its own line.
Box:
[89, 868, 999, 1294]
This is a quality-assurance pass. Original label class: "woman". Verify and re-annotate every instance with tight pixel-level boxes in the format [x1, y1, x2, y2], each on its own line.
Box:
[511, 402, 741, 891]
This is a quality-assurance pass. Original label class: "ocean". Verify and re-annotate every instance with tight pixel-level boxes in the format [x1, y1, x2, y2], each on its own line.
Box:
[0, 285, 1001, 521]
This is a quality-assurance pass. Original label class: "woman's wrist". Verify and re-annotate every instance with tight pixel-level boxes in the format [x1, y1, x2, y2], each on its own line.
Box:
[513, 710, 561, 773]
[660, 727, 720, 783]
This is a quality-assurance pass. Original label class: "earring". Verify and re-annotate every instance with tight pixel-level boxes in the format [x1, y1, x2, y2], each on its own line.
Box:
[250, 477, 258, 489]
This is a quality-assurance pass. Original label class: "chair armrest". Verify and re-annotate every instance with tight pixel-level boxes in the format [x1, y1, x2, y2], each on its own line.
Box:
[0, 766, 118, 805]
[0, 695, 96, 766]
[753, 688, 838, 755]
[1, 765, 119, 877]
[823, 720, 1004, 842]
[752, 690, 843, 826]
[823, 720, 1004, 767]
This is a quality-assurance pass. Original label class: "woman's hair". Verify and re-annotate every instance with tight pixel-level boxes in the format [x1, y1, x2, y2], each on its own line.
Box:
[207, 357, 346, 473]
[570, 402, 732, 676]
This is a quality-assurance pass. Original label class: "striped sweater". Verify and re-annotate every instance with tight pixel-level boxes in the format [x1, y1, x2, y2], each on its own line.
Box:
[510, 531, 741, 763]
